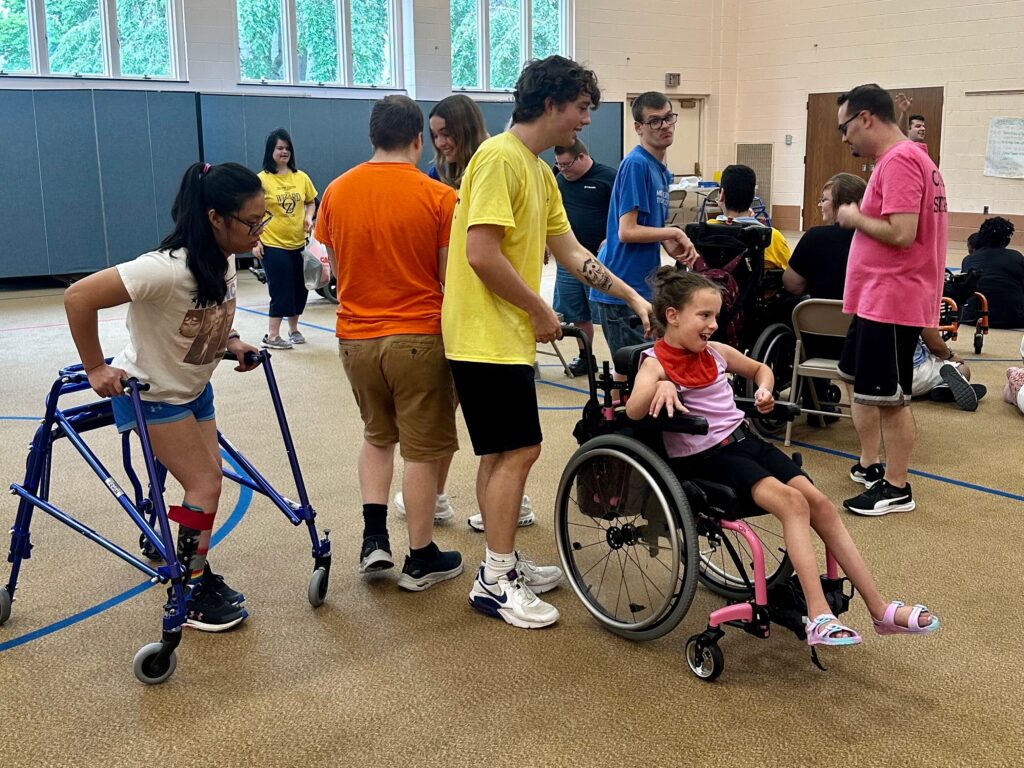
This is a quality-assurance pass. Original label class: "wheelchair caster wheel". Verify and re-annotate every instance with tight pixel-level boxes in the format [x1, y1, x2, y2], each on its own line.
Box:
[308, 567, 329, 607]
[685, 634, 724, 682]
[133, 642, 177, 685]
[0, 587, 11, 626]
[139, 533, 162, 562]
[974, 335, 983, 355]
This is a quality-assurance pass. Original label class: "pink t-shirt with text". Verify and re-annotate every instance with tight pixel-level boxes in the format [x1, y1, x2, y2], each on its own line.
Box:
[843, 140, 947, 328]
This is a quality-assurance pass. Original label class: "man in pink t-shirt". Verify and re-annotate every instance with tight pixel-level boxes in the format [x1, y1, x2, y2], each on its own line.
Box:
[833, 83, 948, 518]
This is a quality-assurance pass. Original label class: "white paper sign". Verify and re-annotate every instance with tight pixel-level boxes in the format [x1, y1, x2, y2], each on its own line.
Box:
[984, 117, 1024, 179]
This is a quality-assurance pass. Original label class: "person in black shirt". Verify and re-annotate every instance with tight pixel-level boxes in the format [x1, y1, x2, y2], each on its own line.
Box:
[784, 172, 867, 300]
[552, 139, 617, 374]
[961, 217, 1024, 329]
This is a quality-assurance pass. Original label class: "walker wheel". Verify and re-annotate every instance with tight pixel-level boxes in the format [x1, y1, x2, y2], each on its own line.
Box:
[133, 642, 177, 685]
[974, 334, 983, 355]
[0, 587, 11, 625]
[308, 567, 329, 607]
[685, 634, 724, 682]
[139, 533, 162, 562]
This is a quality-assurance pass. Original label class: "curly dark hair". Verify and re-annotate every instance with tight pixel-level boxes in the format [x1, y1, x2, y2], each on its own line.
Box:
[975, 216, 1015, 249]
[512, 55, 601, 124]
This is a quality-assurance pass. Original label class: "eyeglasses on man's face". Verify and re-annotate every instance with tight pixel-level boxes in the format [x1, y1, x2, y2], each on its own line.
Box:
[230, 212, 273, 235]
[555, 155, 581, 171]
[640, 112, 678, 130]
[838, 110, 866, 135]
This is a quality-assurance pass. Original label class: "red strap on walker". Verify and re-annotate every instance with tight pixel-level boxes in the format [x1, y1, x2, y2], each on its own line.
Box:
[168, 505, 216, 531]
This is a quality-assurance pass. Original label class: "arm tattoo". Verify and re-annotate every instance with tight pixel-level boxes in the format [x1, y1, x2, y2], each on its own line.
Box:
[579, 257, 614, 292]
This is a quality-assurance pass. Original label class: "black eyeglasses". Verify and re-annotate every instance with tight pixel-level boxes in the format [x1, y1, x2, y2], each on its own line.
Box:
[555, 156, 580, 171]
[230, 212, 273, 235]
[838, 110, 865, 135]
[641, 112, 678, 129]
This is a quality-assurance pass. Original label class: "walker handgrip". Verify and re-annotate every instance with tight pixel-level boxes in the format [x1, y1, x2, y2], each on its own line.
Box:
[120, 378, 150, 392]
[223, 350, 262, 366]
[646, 412, 709, 435]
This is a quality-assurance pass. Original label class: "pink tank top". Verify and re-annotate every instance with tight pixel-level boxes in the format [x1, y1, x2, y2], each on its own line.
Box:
[643, 345, 745, 458]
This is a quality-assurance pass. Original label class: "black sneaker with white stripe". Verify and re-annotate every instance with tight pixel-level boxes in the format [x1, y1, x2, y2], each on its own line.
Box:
[849, 462, 885, 487]
[844, 480, 915, 516]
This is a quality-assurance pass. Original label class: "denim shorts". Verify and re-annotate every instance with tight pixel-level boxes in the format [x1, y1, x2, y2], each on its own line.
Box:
[110, 382, 216, 433]
[593, 301, 647, 357]
[552, 264, 593, 324]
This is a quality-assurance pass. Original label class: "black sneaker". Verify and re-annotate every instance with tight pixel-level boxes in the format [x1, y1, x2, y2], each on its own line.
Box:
[396, 549, 464, 591]
[849, 462, 885, 487]
[934, 365, 983, 411]
[359, 534, 394, 573]
[567, 356, 593, 378]
[185, 583, 249, 632]
[844, 480, 915, 517]
[202, 563, 245, 605]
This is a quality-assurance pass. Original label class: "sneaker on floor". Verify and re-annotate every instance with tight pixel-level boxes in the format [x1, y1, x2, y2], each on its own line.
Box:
[185, 583, 249, 632]
[397, 549, 464, 592]
[261, 334, 293, 350]
[393, 491, 455, 523]
[567, 356, 591, 377]
[202, 563, 245, 605]
[514, 550, 562, 594]
[849, 462, 885, 487]
[468, 496, 534, 532]
[844, 480, 915, 517]
[935, 364, 981, 411]
[288, 330, 306, 345]
[468, 566, 559, 629]
[359, 534, 394, 573]
[930, 382, 987, 405]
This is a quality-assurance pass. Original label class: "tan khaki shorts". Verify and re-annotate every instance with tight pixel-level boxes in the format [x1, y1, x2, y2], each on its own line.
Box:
[338, 334, 458, 462]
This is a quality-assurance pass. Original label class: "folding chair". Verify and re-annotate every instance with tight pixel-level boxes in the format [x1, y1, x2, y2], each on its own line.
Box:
[785, 299, 853, 446]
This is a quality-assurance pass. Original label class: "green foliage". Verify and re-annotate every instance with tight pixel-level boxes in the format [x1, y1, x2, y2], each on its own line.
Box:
[0, 0, 31, 72]
[450, 0, 477, 89]
[117, 0, 170, 77]
[488, 0, 519, 90]
[351, 0, 390, 85]
[45, 0, 104, 74]
[531, 0, 559, 60]
[296, 0, 338, 82]
[238, 0, 284, 80]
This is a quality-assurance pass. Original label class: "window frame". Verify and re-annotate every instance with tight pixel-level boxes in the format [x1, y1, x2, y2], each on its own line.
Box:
[453, 0, 570, 93]
[11, 0, 185, 80]
[236, 0, 403, 89]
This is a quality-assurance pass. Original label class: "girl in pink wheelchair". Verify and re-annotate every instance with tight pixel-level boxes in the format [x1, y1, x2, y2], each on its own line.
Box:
[626, 267, 940, 646]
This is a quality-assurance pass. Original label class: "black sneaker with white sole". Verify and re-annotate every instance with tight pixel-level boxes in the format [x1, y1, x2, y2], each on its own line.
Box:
[935, 364, 983, 411]
[202, 563, 245, 605]
[359, 534, 394, 573]
[844, 480, 915, 516]
[397, 549, 464, 591]
[185, 583, 249, 632]
[849, 462, 885, 487]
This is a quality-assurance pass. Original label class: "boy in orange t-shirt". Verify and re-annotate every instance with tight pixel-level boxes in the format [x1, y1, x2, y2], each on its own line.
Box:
[315, 95, 461, 592]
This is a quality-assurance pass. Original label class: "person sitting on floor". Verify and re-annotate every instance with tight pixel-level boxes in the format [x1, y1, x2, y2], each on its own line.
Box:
[961, 217, 1024, 329]
[911, 327, 986, 411]
[712, 164, 791, 269]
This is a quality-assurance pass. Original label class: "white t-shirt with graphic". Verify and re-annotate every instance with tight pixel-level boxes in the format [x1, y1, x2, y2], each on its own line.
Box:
[112, 249, 237, 404]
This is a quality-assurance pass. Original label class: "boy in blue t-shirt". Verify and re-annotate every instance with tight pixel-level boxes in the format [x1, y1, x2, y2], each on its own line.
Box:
[590, 91, 697, 359]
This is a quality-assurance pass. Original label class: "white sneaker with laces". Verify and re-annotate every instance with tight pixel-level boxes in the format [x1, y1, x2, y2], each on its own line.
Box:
[513, 550, 561, 594]
[468, 566, 559, 628]
[392, 492, 454, 523]
[467, 495, 534, 532]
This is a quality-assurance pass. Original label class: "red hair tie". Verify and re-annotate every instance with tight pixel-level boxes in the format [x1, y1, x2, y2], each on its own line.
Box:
[200, 162, 211, 176]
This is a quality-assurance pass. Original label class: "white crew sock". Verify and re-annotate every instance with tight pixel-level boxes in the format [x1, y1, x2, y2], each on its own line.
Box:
[484, 548, 517, 583]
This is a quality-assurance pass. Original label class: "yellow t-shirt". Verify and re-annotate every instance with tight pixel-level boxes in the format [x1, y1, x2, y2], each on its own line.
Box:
[710, 217, 791, 269]
[442, 132, 571, 365]
[257, 169, 318, 249]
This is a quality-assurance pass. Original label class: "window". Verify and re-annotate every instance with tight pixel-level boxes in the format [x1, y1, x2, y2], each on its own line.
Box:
[4, 0, 179, 78]
[237, 0, 399, 87]
[451, 0, 565, 91]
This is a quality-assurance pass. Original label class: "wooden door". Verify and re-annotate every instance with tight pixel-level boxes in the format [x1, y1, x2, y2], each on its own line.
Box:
[802, 86, 943, 230]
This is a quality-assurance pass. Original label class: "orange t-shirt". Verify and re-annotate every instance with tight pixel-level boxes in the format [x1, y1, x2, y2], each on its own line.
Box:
[315, 163, 456, 339]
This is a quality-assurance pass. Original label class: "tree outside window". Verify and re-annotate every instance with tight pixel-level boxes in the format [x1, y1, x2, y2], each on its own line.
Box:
[117, 0, 172, 78]
[45, 0, 105, 75]
[0, 0, 32, 73]
[237, 0, 285, 81]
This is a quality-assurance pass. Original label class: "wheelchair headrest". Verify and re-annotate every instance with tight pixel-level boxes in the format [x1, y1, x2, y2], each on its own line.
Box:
[685, 221, 773, 250]
[613, 342, 654, 377]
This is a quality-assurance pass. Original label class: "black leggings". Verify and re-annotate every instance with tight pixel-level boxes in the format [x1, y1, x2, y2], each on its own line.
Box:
[261, 245, 308, 318]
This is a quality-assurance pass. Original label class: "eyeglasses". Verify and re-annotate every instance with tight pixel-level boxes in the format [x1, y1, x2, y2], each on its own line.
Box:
[837, 110, 865, 135]
[554, 156, 580, 171]
[640, 112, 678, 129]
[230, 212, 273, 235]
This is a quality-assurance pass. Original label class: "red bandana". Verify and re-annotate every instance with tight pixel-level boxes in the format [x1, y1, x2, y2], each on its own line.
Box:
[654, 339, 718, 388]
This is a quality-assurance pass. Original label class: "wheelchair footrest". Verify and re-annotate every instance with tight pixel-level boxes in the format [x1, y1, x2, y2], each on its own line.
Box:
[766, 574, 853, 641]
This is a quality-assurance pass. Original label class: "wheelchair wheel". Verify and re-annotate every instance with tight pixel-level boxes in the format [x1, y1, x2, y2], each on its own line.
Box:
[316, 276, 339, 304]
[744, 324, 795, 438]
[696, 513, 793, 601]
[555, 434, 699, 641]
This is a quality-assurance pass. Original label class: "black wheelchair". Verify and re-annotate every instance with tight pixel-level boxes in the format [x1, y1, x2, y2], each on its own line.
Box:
[554, 328, 852, 681]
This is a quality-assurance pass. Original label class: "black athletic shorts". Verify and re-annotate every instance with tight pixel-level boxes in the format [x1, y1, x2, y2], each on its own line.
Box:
[836, 315, 920, 406]
[669, 426, 807, 508]
[449, 360, 541, 455]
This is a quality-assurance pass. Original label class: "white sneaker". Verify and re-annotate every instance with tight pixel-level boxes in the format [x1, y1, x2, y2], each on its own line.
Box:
[393, 492, 455, 523]
[468, 566, 559, 629]
[514, 551, 562, 594]
[467, 495, 534, 532]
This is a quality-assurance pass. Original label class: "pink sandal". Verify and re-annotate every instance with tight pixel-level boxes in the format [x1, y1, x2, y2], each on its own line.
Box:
[803, 613, 862, 647]
[872, 601, 940, 636]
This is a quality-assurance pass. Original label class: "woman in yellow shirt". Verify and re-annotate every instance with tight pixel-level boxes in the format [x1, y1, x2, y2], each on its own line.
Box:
[254, 129, 318, 349]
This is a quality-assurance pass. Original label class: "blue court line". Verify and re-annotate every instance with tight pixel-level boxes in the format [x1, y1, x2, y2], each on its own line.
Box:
[236, 305, 336, 334]
[0, 416, 41, 421]
[0, 450, 253, 653]
[536, 379, 591, 396]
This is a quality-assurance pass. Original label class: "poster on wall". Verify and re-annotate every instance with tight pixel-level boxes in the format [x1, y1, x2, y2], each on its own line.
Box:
[984, 117, 1024, 179]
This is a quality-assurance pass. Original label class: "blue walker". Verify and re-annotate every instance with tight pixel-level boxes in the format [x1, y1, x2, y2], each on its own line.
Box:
[1, 350, 332, 684]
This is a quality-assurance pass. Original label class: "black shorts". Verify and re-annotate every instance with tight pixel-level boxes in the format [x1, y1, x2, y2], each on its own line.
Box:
[669, 427, 806, 508]
[449, 360, 541, 455]
[837, 315, 920, 406]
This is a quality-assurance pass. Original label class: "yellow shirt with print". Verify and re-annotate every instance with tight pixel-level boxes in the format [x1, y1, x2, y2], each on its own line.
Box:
[442, 132, 571, 365]
[257, 169, 318, 249]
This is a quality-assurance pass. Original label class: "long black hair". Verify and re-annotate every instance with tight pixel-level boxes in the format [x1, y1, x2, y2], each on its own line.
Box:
[159, 162, 263, 307]
[262, 128, 296, 173]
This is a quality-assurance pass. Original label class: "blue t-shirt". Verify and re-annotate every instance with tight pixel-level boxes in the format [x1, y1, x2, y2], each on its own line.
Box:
[427, 165, 440, 181]
[590, 145, 673, 304]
